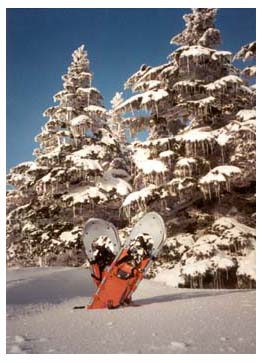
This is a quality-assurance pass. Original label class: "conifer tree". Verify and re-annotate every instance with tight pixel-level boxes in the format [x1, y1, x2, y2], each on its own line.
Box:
[116, 9, 256, 288]
[7, 45, 131, 266]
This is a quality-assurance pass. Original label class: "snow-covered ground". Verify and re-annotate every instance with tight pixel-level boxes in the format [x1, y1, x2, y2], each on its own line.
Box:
[6, 267, 255, 354]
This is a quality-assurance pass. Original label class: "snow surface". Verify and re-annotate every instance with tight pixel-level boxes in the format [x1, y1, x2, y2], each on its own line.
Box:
[137, 159, 167, 174]
[84, 105, 107, 114]
[132, 147, 168, 174]
[140, 89, 169, 105]
[135, 63, 170, 83]
[216, 132, 232, 146]
[177, 128, 215, 143]
[237, 251, 256, 280]
[115, 89, 168, 114]
[236, 109, 256, 122]
[71, 144, 105, 158]
[10, 161, 35, 173]
[176, 157, 197, 167]
[154, 265, 185, 287]
[70, 115, 89, 126]
[59, 227, 81, 244]
[212, 217, 255, 250]
[212, 50, 232, 61]
[62, 185, 107, 205]
[199, 165, 241, 186]
[100, 132, 117, 146]
[133, 80, 161, 92]
[211, 253, 235, 270]
[159, 150, 175, 158]
[76, 87, 101, 95]
[191, 96, 216, 106]
[114, 93, 142, 112]
[180, 45, 212, 58]
[242, 65, 256, 77]
[132, 148, 151, 164]
[211, 165, 241, 177]
[6, 267, 255, 354]
[122, 185, 155, 207]
[205, 75, 243, 92]
[182, 259, 210, 276]
[97, 171, 132, 196]
[66, 154, 103, 172]
[133, 137, 175, 149]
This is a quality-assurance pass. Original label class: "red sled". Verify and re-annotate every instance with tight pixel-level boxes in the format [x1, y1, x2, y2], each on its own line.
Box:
[83, 212, 166, 309]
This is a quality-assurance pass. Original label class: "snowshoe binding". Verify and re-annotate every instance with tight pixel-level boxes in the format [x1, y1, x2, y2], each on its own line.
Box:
[83, 218, 121, 287]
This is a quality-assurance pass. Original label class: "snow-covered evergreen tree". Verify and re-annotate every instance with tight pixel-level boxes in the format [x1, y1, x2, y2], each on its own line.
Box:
[116, 9, 256, 287]
[7, 45, 131, 266]
[109, 92, 127, 145]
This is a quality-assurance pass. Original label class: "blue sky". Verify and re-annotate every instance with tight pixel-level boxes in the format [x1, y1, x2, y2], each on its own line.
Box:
[6, 8, 256, 172]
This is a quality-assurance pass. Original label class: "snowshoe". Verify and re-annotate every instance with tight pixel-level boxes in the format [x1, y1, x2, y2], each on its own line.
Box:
[87, 212, 166, 309]
[83, 218, 121, 287]
[118, 212, 166, 305]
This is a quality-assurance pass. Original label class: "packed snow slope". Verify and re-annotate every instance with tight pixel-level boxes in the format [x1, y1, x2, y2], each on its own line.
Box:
[6, 267, 255, 354]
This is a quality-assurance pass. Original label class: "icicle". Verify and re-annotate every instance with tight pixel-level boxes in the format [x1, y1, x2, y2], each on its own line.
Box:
[185, 142, 188, 156]
[39, 256, 43, 267]
[218, 270, 221, 289]
[201, 140, 205, 154]
[218, 183, 221, 200]
[208, 184, 212, 200]
[130, 104, 135, 116]
[155, 103, 159, 118]
[221, 146, 225, 164]
[186, 57, 190, 73]
[190, 162, 194, 176]
[225, 179, 230, 192]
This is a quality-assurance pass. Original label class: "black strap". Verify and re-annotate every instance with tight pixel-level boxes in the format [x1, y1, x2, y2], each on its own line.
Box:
[91, 273, 102, 282]
[115, 254, 131, 266]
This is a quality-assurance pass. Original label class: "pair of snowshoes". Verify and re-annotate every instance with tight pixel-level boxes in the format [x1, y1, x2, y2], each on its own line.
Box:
[83, 212, 166, 309]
